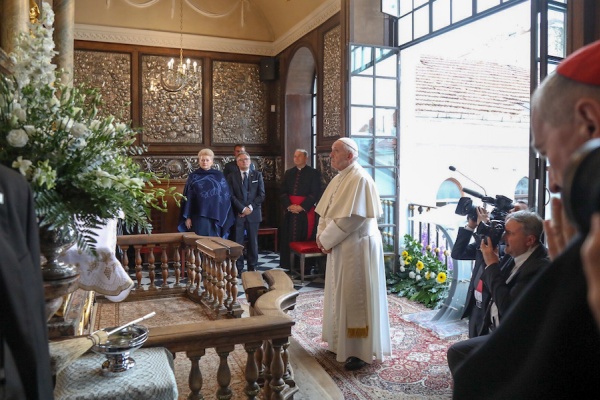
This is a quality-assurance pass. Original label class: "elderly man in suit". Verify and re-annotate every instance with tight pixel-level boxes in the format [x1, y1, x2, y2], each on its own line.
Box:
[227, 151, 265, 275]
[447, 210, 550, 374]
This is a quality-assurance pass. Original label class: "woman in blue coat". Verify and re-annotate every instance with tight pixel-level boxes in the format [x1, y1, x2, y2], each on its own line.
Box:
[178, 148, 233, 237]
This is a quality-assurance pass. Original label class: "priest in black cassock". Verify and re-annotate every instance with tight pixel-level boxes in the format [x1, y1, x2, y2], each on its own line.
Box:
[279, 149, 322, 269]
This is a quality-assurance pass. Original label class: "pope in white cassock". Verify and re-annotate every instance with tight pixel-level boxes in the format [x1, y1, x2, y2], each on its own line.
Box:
[315, 138, 392, 371]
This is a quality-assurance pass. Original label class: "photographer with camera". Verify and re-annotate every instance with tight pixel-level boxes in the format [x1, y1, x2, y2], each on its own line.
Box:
[479, 211, 550, 330]
[452, 40, 600, 399]
[448, 210, 549, 375]
[452, 192, 528, 338]
[452, 206, 492, 338]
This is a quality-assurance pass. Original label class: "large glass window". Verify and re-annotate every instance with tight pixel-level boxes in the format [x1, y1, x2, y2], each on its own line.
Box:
[397, 0, 523, 47]
[350, 46, 399, 254]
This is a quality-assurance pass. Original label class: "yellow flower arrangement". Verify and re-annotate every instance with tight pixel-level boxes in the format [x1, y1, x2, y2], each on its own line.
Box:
[387, 234, 451, 309]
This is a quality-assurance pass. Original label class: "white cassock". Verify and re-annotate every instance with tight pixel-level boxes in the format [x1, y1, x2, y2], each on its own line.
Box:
[315, 161, 392, 363]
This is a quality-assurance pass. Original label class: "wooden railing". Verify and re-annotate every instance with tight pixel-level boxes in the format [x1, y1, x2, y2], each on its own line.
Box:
[144, 269, 299, 399]
[113, 234, 300, 398]
[116, 233, 244, 318]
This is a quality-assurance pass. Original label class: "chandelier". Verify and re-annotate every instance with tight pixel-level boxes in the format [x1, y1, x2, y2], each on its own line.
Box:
[161, 0, 198, 92]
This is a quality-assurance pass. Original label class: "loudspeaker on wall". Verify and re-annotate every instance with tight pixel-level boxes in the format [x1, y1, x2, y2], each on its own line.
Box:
[260, 57, 278, 81]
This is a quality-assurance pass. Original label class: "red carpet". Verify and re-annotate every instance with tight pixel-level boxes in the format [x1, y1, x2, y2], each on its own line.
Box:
[290, 290, 465, 399]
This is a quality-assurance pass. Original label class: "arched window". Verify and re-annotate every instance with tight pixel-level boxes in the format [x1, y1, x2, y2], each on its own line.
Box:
[436, 179, 461, 207]
[514, 177, 529, 203]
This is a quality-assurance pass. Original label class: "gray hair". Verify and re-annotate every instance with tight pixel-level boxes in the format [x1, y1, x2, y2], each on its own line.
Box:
[506, 210, 544, 242]
[236, 151, 250, 161]
[295, 149, 308, 157]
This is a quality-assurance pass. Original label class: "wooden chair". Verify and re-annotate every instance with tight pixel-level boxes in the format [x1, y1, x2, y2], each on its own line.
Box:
[289, 241, 326, 284]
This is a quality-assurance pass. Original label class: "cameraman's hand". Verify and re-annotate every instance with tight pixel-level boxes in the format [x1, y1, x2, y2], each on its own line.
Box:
[477, 207, 490, 226]
[544, 197, 577, 260]
[481, 237, 500, 267]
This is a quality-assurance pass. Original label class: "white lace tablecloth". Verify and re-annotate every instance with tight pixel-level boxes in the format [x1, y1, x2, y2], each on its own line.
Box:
[59, 218, 133, 302]
[53, 347, 178, 400]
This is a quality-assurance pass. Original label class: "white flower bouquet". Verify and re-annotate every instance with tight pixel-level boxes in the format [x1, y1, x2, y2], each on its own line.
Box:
[0, 3, 181, 251]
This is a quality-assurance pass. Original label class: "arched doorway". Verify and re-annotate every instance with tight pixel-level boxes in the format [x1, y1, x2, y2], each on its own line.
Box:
[285, 47, 316, 170]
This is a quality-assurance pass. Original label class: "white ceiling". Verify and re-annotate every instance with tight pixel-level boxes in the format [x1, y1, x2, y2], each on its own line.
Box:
[74, 0, 340, 56]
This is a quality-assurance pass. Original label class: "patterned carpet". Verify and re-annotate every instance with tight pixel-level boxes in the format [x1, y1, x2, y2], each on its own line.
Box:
[289, 290, 467, 400]
[95, 252, 466, 399]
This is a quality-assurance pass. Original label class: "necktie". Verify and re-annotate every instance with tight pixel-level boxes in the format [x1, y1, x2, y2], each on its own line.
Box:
[243, 172, 248, 202]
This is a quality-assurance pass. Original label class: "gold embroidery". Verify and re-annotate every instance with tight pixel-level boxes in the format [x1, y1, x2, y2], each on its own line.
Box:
[347, 326, 369, 339]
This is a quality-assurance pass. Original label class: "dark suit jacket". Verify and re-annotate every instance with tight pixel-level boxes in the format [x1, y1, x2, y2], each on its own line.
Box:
[227, 169, 265, 224]
[452, 227, 491, 322]
[481, 244, 550, 326]
[453, 236, 600, 399]
[0, 165, 53, 399]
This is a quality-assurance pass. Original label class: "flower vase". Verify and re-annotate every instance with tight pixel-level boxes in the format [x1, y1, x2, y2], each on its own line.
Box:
[39, 223, 79, 281]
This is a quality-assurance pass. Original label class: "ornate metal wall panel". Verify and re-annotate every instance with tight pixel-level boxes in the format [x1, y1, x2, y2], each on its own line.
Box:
[212, 61, 268, 144]
[73, 50, 131, 121]
[323, 25, 341, 138]
[137, 155, 278, 182]
[317, 152, 335, 187]
[141, 55, 203, 144]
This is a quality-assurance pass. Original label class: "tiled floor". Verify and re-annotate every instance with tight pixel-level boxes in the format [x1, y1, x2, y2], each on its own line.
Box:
[132, 251, 325, 297]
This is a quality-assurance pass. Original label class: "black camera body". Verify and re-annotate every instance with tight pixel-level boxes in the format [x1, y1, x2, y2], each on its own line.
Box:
[476, 220, 505, 247]
[455, 188, 515, 247]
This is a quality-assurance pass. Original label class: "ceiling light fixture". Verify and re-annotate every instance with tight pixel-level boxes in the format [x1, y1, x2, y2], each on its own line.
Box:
[161, 0, 197, 92]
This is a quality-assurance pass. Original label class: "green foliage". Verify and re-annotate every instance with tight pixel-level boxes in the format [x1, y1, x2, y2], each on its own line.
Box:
[386, 234, 450, 308]
[0, 3, 182, 252]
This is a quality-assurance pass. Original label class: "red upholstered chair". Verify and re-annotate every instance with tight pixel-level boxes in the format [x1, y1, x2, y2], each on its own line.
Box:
[289, 241, 326, 284]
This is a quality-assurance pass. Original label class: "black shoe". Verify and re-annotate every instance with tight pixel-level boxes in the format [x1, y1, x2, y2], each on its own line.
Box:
[344, 357, 366, 371]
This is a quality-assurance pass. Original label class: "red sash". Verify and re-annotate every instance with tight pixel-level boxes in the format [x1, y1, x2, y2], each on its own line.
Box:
[289, 195, 316, 240]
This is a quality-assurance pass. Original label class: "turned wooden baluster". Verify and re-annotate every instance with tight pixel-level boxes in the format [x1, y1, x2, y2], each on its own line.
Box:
[215, 345, 234, 399]
[244, 341, 262, 399]
[269, 338, 288, 400]
[215, 260, 226, 314]
[196, 248, 204, 297]
[173, 244, 182, 286]
[255, 342, 264, 383]
[263, 340, 274, 399]
[228, 258, 239, 311]
[118, 245, 129, 275]
[186, 246, 196, 292]
[205, 256, 214, 303]
[223, 257, 233, 309]
[147, 244, 156, 289]
[282, 341, 291, 382]
[160, 244, 169, 288]
[134, 245, 143, 288]
[186, 349, 205, 400]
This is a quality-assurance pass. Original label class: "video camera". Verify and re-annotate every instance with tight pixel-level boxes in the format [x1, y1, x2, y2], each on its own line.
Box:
[455, 188, 515, 247]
